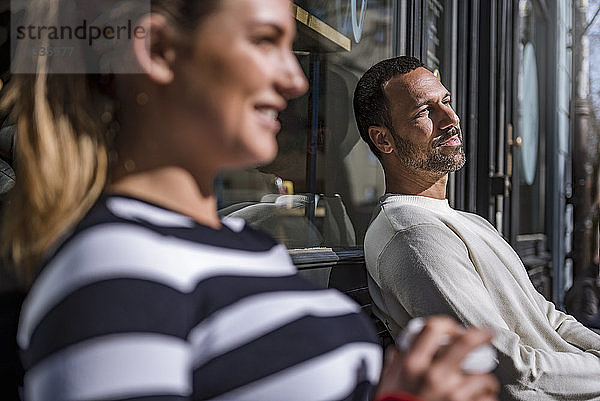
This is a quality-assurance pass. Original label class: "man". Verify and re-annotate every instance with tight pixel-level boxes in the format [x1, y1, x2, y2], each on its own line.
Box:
[353, 56, 600, 401]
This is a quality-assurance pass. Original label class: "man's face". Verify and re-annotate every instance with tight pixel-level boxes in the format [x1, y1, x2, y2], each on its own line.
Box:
[383, 67, 465, 173]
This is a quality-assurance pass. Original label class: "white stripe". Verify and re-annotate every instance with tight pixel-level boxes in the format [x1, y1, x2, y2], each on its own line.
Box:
[189, 290, 360, 367]
[24, 333, 191, 401]
[212, 342, 382, 401]
[107, 197, 195, 228]
[19, 224, 294, 348]
[222, 216, 246, 232]
[108, 197, 247, 233]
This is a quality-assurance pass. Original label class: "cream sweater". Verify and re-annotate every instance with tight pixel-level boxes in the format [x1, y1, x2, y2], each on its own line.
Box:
[365, 194, 600, 401]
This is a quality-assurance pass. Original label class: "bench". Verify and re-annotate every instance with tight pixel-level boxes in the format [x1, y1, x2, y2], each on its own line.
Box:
[291, 247, 394, 347]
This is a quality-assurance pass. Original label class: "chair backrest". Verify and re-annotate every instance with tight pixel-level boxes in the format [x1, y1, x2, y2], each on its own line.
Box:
[221, 194, 357, 249]
[0, 125, 15, 200]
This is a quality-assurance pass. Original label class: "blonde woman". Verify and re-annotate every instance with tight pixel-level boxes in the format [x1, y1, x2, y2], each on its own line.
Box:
[2, 0, 498, 400]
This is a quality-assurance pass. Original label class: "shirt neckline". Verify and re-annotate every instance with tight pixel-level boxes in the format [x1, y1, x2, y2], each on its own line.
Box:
[381, 194, 453, 213]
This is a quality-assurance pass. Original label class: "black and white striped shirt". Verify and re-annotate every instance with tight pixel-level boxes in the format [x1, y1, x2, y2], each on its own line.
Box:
[18, 195, 382, 400]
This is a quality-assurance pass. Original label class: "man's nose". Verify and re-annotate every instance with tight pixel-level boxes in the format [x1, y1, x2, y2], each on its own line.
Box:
[439, 105, 460, 130]
[277, 53, 309, 100]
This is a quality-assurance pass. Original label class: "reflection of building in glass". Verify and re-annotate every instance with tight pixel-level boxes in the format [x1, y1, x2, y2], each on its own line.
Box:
[426, 0, 444, 74]
[220, 0, 396, 246]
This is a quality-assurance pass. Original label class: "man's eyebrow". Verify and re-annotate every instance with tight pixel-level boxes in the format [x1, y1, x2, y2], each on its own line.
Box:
[412, 92, 452, 109]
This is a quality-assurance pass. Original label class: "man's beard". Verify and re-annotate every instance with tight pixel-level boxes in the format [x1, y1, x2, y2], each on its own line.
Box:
[392, 128, 466, 173]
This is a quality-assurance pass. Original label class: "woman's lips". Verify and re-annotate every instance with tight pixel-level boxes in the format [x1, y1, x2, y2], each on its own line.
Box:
[254, 106, 281, 131]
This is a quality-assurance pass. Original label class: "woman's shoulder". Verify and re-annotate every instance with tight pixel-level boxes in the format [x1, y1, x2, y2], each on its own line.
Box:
[43, 196, 292, 289]
[58, 195, 279, 257]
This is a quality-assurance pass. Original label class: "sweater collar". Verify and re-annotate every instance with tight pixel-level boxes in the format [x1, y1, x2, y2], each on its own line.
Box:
[381, 194, 453, 213]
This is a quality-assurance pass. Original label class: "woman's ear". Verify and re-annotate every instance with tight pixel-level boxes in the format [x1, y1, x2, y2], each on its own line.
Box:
[132, 13, 177, 84]
[368, 126, 395, 154]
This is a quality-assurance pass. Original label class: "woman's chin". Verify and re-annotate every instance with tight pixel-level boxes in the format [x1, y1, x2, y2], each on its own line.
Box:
[229, 143, 278, 169]
[252, 136, 279, 165]
[252, 149, 278, 168]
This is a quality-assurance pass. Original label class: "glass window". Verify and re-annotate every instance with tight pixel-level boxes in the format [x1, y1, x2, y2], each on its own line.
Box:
[425, 0, 454, 88]
[517, 0, 545, 235]
[217, 0, 396, 248]
[426, 0, 444, 75]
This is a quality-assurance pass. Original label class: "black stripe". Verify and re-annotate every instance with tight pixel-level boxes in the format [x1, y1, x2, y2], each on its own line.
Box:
[186, 274, 319, 321]
[339, 380, 376, 401]
[121, 396, 188, 401]
[24, 274, 323, 368]
[23, 278, 188, 369]
[192, 313, 378, 399]
[144, 381, 375, 401]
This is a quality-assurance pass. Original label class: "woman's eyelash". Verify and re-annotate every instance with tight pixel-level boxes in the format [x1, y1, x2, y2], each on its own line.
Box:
[253, 35, 278, 45]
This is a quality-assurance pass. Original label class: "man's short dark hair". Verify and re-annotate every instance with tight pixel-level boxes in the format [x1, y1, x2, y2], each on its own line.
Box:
[353, 56, 424, 158]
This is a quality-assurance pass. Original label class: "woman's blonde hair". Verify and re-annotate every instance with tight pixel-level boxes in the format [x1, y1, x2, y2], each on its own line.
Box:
[1, 0, 218, 288]
[1, 71, 111, 287]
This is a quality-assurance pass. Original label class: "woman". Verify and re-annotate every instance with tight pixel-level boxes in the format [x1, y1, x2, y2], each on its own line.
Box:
[2, 0, 498, 400]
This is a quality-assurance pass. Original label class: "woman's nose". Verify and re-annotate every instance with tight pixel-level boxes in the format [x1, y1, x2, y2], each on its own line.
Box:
[277, 53, 309, 100]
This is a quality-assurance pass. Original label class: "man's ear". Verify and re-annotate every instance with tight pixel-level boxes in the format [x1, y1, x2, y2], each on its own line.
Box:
[368, 126, 395, 154]
[132, 14, 177, 84]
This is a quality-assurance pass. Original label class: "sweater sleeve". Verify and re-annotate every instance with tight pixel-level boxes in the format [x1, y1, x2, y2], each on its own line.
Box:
[531, 281, 600, 355]
[374, 223, 600, 400]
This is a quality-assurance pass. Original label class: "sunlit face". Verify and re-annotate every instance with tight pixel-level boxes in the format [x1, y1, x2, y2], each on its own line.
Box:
[170, 0, 308, 170]
[384, 67, 465, 173]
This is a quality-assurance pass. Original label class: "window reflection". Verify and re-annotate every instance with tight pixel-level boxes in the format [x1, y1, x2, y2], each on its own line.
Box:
[427, 0, 444, 74]
[218, 0, 395, 248]
[517, 0, 545, 235]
